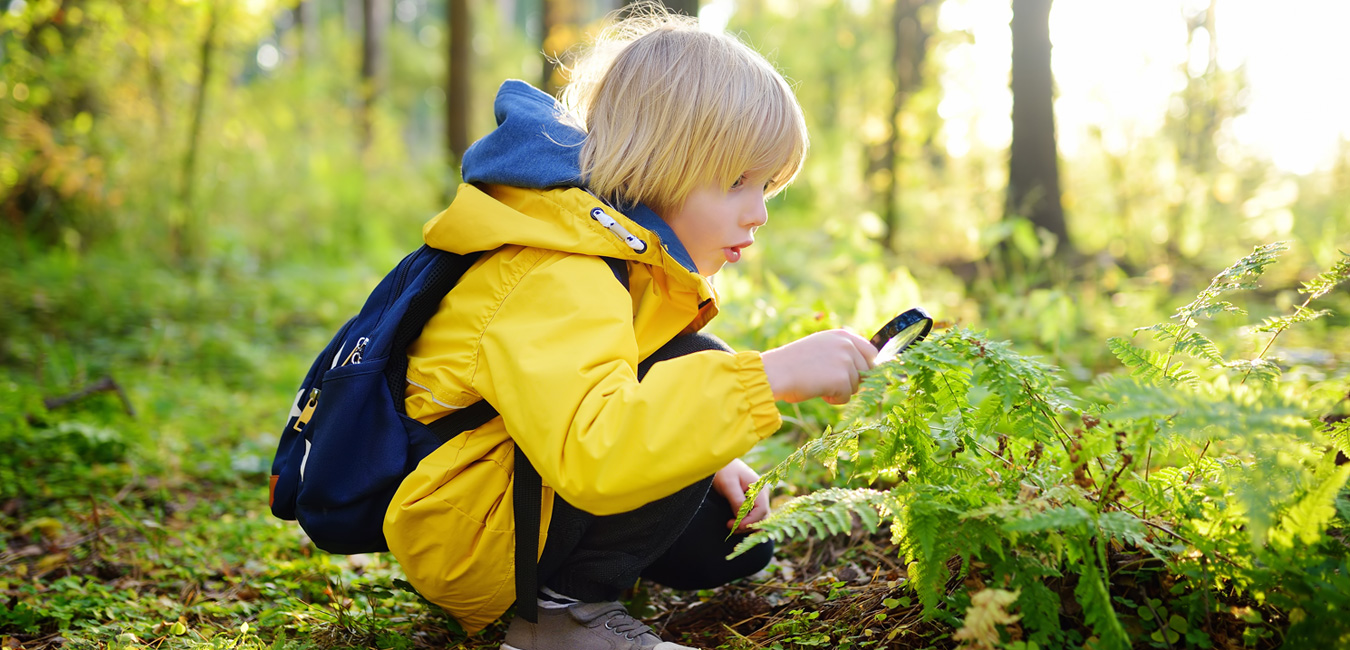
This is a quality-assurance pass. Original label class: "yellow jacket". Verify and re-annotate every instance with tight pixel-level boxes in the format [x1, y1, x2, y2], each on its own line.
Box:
[383, 183, 783, 632]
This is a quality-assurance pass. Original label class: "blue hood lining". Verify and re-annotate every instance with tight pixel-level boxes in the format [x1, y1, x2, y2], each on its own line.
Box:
[461, 80, 696, 274]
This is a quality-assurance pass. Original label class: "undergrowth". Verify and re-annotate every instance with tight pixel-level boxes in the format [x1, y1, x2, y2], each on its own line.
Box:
[736, 243, 1350, 649]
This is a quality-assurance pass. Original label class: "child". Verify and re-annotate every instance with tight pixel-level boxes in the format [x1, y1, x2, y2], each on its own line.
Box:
[383, 8, 877, 650]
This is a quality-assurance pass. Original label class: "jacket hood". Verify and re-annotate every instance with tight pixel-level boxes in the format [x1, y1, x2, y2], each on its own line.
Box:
[447, 80, 697, 274]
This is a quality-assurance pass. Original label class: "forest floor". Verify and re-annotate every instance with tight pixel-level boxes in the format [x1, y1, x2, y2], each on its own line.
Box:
[0, 463, 955, 650]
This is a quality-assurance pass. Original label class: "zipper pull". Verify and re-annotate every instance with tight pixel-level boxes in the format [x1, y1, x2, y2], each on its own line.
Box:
[342, 337, 369, 366]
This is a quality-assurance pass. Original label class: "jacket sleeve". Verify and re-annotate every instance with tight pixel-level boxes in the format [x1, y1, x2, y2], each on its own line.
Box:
[470, 251, 781, 515]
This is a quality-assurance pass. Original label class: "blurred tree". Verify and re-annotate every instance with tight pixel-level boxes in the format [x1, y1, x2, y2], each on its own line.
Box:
[631, 0, 698, 17]
[1007, 0, 1070, 258]
[540, 0, 583, 95]
[875, 0, 938, 253]
[176, 0, 224, 261]
[361, 0, 391, 153]
[1161, 0, 1249, 264]
[448, 0, 472, 167]
[295, 0, 319, 62]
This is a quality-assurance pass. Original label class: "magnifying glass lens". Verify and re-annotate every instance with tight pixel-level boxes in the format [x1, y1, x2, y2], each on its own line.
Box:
[870, 307, 933, 365]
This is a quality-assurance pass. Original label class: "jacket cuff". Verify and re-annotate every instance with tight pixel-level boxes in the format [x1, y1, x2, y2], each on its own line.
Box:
[734, 351, 782, 438]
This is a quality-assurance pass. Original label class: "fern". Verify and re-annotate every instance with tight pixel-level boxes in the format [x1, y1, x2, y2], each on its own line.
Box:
[730, 488, 889, 557]
[1256, 309, 1333, 334]
[1300, 249, 1350, 300]
[749, 243, 1350, 645]
[1003, 505, 1092, 535]
[1107, 337, 1190, 384]
[1269, 463, 1350, 549]
[1222, 357, 1282, 384]
[1329, 418, 1350, 458]
[1074, 540, 1130, 649]
[895, 493, 961, 612]
[1171, 241, 1288, 325]
[740, 422, 872, 516]
[1135, 322, 1226, 365]
[1247, 249, 1350, 382]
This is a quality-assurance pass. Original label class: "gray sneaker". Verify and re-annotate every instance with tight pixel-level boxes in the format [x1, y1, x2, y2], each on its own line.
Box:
[500, 601, 697, 650]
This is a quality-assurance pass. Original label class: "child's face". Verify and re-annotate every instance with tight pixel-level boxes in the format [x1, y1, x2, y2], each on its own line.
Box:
[659, 171, 772, 277]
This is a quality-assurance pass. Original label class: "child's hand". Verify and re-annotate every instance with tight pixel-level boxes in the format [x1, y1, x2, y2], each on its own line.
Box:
[761, 329, 877, 404]
[714, 458, 769, 533]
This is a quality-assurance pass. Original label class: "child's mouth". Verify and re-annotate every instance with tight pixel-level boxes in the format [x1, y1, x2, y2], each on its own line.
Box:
[723, 247, 742, 263]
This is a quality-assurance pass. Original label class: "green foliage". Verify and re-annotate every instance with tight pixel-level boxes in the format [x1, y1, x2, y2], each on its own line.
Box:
[733, 488, 888, 554]
[744, 245, 1350, 647]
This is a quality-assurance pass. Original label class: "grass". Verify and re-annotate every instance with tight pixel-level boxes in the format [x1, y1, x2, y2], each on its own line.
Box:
[4, 238, 1347, 649]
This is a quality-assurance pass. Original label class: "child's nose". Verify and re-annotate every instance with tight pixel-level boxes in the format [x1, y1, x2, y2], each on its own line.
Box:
[743, 196, 768, 228]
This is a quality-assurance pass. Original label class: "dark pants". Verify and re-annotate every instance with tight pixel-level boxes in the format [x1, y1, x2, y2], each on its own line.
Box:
[535, 333, 776, 602]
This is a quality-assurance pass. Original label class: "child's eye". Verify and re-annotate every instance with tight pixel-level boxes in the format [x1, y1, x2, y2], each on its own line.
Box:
[730, 175, 747, 190]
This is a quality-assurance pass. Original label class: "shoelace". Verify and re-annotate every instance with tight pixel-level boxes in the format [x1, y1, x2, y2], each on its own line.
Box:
[599, 608, 654, 641]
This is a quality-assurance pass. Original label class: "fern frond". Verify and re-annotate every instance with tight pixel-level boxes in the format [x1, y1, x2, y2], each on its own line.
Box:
[1255, 309, 1332, 334]
[1074, 547, 1130, 649]
[1299, 249, 1350, 300]
[739, 423, 873, 521]
[1108, 337, 1172, 383]
[1187, 301, 1245, 321]
[1328, 418, 1350, 458]
[1095, 510, 1173, 557]
[1269, 464, 1350, 549]
[970, 395, 1006, 438]
[1172, 331, 1226, 365]
[730, 488, 889, 558]
[896, 495, 960, 612]
[1008, 574, 1065, 646]
[1172, 241, 1288, 324]
[1009, 406, 1060, 444]
[1134, 321, 1187, 345]
[1003, 505, 1093, 535]
[1223, 358, 1282, 384]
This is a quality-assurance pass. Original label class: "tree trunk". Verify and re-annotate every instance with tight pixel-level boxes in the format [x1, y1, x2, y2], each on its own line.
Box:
[1007, 0, 1070, 256]
[176, 0, 221, 262]
[360, 0, 390, 154]
[448, 0, 472, 170]
[878, 0, 933, 253]
[539, 0, 573, 95]
[295, 0, 319, 63]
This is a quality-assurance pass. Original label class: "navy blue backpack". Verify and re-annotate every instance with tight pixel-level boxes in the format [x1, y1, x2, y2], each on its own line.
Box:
[269, 244, 627, 622]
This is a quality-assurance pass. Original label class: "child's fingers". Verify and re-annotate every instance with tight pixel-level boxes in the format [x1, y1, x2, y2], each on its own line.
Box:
[730, 493, 770, 532]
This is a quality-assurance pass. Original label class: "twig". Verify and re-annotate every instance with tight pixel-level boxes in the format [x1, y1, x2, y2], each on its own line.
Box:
[969, 439, 1014, 468]
[42, 375, 136, 418]
[1139, 585, 1175, 650]
[1141, 446, 1152, 522]
[1243, 294, 1315, 385]
[1183, 441, 1212, 484]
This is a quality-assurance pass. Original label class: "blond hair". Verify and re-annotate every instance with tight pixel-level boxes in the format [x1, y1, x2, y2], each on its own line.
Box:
[557, 6, 808, 214]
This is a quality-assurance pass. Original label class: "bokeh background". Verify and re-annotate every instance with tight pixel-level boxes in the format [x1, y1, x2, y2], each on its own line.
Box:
[2, 0, 1348, 647]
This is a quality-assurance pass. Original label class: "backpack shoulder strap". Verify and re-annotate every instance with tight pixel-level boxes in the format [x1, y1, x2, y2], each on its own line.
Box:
[386, 247, 483, 415]
[418, 255, 630, 625]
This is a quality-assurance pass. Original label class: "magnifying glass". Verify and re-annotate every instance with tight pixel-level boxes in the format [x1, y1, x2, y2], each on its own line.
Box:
[869, 307, 934, 365]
